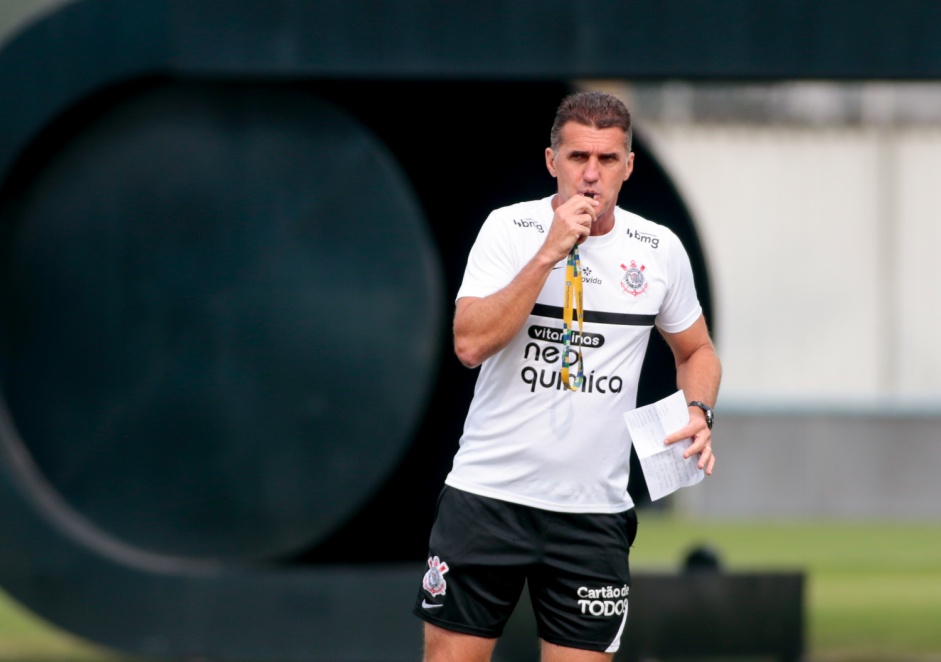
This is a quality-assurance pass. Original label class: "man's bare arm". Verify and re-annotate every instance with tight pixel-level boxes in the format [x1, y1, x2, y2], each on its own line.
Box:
[453, 254, 556, 368]
[659, 315, 722, 474]
[453, 195, 598, 368]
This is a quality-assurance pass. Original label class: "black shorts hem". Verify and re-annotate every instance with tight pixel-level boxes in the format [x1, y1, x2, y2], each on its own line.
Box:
[412, 606, 502, 639]
[538, 632, 615, 653]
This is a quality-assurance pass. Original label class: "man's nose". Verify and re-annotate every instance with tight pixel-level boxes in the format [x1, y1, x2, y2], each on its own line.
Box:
[584, 158, 600, 182]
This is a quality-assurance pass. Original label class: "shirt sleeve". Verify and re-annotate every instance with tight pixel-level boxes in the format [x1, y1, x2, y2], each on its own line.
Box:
[655, 230, 703, 333]
[455, 211, 520, 301]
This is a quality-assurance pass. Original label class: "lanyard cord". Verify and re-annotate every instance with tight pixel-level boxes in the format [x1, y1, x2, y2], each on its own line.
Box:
[561, 244, 585, 391]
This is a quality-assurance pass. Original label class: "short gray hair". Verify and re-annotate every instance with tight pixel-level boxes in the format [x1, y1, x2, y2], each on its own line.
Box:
[550, 91, 632, 153]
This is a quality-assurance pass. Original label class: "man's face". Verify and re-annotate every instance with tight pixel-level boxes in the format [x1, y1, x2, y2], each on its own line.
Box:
[545, 122, 634, 228]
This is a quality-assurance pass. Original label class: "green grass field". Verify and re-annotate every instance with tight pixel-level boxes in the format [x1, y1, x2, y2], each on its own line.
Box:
[0, 596, 127, 662]
[0, 518, 940, 661]
[628, 516, 941, 662]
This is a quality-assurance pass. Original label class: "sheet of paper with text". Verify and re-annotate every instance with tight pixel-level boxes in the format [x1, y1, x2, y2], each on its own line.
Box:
[622, 390, 704, 501]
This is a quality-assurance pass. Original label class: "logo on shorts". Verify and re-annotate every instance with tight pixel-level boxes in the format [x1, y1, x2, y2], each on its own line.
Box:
[576, 584, 630, 617]
[422, 556, 450, 597]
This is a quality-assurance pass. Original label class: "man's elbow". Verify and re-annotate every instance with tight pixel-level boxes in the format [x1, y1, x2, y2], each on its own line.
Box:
[453, 337, 483, 369]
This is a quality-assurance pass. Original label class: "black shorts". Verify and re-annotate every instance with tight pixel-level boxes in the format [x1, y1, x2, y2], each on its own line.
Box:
[412, 486, 638, 653]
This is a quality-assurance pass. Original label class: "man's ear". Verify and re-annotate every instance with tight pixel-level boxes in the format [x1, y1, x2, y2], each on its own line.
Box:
[545, 147, 557, 177]
[624, 151, 635, 181]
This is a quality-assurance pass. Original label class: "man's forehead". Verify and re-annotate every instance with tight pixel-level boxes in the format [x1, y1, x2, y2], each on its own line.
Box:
[558, 123, 628, 153]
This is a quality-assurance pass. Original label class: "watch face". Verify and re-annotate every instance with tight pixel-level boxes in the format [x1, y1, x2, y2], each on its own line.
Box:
[690, 401, 713, 429]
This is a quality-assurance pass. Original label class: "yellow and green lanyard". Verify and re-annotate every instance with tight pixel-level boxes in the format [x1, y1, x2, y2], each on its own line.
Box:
[561, 244, 585, 391]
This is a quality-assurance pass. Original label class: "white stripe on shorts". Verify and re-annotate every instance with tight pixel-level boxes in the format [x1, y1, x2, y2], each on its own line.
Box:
[604, 599, 629, 653]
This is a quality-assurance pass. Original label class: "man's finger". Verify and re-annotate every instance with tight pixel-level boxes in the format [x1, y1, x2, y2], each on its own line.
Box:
[664, 424, 696, 445]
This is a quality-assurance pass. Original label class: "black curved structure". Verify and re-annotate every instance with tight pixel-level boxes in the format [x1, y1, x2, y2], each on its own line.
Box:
[2, 0, 933, 659]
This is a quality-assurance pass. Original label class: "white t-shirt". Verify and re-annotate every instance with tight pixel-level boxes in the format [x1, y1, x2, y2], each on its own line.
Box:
[445, 196, 703, 513]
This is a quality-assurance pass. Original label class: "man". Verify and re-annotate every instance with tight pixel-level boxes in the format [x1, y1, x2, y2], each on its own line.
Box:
[413, 91, 721, 661]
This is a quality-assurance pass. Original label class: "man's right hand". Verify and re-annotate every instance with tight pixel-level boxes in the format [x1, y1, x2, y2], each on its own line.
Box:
[539, 194, 599, 264]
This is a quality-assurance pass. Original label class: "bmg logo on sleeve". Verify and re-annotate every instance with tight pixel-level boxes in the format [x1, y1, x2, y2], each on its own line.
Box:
[513, 218, 544, 233]
[626, 228, 659, 248]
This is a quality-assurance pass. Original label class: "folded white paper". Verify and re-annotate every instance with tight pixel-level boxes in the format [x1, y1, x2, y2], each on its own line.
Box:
[622, 390, 704, 501]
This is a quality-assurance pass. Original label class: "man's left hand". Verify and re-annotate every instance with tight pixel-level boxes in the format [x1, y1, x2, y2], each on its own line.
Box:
[664, 416, 715, 475]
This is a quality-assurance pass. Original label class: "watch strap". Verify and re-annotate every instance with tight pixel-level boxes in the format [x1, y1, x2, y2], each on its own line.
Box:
[688, 400, 714, 429]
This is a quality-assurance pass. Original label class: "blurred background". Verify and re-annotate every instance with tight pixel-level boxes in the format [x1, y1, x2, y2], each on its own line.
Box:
[0, 1, 939, 661]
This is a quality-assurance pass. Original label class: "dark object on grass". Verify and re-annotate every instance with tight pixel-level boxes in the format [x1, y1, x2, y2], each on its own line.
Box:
[684, 544, 724, 573]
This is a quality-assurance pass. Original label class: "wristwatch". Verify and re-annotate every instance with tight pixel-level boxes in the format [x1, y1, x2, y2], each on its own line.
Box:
[688, 401, 714, 430]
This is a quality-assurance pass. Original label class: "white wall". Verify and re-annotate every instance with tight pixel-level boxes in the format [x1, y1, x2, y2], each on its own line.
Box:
[639, 122, 941, 410]
[673, 412, 941, 520]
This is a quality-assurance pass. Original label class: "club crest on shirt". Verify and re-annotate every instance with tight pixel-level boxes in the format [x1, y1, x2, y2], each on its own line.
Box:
[619, 260, 648, 297]
[423, 556, 450, 596]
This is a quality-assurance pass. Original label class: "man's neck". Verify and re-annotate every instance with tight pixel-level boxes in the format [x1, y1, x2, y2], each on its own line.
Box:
[590, 215, 615, 236]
